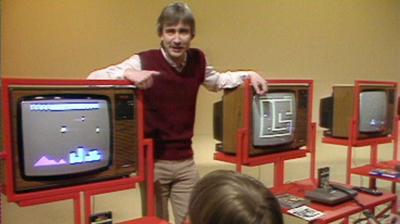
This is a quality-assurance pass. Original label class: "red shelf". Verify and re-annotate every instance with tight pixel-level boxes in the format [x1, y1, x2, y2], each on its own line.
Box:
[322, 136, 393, 147]
[214, 149, 309, 167]
[319, 81, 399, 186]
[119, 216, 168, 224]
[350, 161, 400, 183]
[272, 179, 398, 224]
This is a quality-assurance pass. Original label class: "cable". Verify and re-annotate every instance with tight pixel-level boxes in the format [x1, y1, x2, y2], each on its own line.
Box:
[331, 185, 380, 224]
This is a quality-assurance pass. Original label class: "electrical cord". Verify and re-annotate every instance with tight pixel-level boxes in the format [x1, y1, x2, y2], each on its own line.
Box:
[331, 184, 380, 224]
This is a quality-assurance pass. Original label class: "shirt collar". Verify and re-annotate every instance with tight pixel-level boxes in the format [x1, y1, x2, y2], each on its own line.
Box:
[160, 48, 187, 72]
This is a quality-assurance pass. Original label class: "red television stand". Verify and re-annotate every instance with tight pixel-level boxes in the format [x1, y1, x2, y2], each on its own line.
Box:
[214, 79, 316, 187]
[0, 78, 167, 224]
[321, 80, 399, 193]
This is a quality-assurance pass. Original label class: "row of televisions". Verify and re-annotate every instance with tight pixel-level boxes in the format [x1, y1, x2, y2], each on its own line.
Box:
[214, 83, 397, 155]
[0, 82, 398, 193]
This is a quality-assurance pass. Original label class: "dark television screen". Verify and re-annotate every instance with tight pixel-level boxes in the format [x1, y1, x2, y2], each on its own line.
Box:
[19, 94, 112, 178]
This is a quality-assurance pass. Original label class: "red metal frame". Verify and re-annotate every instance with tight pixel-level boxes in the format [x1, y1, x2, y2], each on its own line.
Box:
[321, 80, 398, 186]
[0, 78, 162, 224]
[83, 139, 156, 224]
[1, 152, 6, 224]
[214, 79, 316, 187]
[118, 217, 169, 224]
[349, 119, 400, 193]
[394, 117, 399, 161]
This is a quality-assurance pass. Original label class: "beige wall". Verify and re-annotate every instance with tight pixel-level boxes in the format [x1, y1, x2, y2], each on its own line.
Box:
[2, 0, 400, 135]
[1, 1, 400, 223]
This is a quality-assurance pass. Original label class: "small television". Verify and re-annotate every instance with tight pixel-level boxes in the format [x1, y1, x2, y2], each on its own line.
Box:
[213, 84, 310, 156]
[2, 86, 138, 193]
[319, 85, 396, 139]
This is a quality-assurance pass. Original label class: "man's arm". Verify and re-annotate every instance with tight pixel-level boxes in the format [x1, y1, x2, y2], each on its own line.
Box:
[203, 64, 267, 95]
[88, 55, 159, 89]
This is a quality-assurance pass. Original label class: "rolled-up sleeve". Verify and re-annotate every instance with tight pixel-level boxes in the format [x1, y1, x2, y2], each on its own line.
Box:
[203, 64, 250, 92]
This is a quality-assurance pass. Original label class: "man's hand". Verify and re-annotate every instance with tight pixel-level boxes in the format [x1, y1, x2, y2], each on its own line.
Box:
[248, 71, 267, 95]
[124, 69, 160, 89]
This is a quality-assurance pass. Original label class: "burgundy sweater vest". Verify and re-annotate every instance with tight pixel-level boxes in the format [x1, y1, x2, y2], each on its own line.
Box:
[139, 49, 206, 160]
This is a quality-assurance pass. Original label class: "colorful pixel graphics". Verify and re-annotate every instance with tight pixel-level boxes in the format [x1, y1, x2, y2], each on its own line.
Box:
[34, 147, 102, 167]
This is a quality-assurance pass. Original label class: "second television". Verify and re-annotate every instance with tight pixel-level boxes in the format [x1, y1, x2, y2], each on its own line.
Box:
[214, 81, 311, 156]
[319, 83, 396, 139]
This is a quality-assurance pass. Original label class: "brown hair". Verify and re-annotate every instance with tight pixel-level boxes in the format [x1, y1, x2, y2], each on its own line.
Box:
[157, 2, 195, 37]
[188, 170, 283, 224]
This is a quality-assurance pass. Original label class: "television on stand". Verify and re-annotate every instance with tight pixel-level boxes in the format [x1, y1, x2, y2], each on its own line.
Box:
[319, 84, 396, 139]
[213, 82, 311, 156]
[1, 84, 139, 193]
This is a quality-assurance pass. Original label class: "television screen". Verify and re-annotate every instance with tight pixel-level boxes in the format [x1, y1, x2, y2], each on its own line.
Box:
[359, 91, 387, 133]
[252, 92, 296, 146]
[19, 95, 112, 178]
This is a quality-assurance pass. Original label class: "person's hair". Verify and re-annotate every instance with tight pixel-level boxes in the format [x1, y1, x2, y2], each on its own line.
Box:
[157, 2, 195, 37]
[188, 170, 283, 224]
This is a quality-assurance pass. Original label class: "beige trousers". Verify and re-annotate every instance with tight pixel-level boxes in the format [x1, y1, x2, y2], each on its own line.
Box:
[142, 158, 200, 224]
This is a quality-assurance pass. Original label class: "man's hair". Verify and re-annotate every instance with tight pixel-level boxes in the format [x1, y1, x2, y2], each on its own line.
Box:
[157, 2, 195, 37]
[188, 170, 283, 224]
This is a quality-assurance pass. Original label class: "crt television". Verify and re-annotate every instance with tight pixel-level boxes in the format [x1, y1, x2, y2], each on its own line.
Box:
[1, 86, 138, 193]
[320, 84, 396, 139]
[213, 84, 310, 156]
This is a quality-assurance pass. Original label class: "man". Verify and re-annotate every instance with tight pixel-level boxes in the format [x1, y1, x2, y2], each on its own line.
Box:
[88, 3, 267, 224]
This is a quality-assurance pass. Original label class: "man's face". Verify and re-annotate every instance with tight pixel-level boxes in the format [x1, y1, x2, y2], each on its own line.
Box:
[160, 21, 193, 63]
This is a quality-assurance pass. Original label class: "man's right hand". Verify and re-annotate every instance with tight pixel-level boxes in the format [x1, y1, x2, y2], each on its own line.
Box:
[124, 69, 161, 89]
